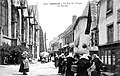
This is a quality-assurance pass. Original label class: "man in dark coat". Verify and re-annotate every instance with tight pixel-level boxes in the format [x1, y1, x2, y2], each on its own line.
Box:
[58, 53, 65, 74]
[54, 54, 59, 68]
[76, 54, 91, 76]
[65, 53, 75, 76]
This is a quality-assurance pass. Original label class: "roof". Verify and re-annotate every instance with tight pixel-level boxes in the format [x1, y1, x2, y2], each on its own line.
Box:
[60, 24, 74, 38]
[73, 16, 88, 30]
[73, 0, 98, 30]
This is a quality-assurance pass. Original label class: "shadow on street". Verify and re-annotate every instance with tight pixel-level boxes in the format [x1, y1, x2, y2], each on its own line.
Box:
[37, 74, 62, 76]
[13, 74, 24, 75]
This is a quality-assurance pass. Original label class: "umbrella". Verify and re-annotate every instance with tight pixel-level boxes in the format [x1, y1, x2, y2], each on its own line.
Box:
[40, 52, 49, 57]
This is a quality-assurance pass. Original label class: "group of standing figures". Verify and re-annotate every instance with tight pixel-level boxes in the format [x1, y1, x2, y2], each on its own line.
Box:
[54, 45, 104, 76]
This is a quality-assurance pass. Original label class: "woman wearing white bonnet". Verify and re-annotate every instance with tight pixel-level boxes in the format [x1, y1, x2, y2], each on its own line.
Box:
[19, 51, 29, 75]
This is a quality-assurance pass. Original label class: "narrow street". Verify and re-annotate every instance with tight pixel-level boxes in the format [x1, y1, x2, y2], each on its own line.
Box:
[0, 61, 62, 76]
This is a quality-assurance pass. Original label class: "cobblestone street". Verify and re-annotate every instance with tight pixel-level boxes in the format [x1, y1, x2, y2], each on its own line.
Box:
[0, 61, 62, 76]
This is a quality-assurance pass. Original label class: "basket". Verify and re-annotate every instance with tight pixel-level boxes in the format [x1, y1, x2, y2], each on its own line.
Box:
[71, 64, 78, 73]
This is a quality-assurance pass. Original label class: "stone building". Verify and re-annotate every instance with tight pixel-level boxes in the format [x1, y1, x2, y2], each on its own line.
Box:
[0, 0, 30, 64]
[0, 0, 43, 64]
[49, 15, 76, 55]
[98, 0, 120, 75]
[49, 37, 59, 55]
[60, 15, 76, 53]
[28, 4, 44, 60]
[38, 26, 44, 57]
[73, 1, 98, 54]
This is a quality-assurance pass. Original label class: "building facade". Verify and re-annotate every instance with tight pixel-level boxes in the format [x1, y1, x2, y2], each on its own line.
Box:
[49, 37, 59, 55]
[0, 0, 43, 64]
[98, 0, 120, 74]
[73, 15, 89, 54]
[49, 15, 76, 55]
[73, 1, 98, 54]
[39, 26, 44, 56]
[60, 15, 76, 53]
[28, 4, 43, 60]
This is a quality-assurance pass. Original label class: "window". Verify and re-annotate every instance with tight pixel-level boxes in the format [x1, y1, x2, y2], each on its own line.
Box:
[101, 50, 104, 63]
[105, 50, 108, 64]
[108, 50, 111, 65]
[101, 49, 116, 72]
[1, 0, 8, 36]
[29, 25, 33, 44]
[91, 32, 94, 46]
[101, 50, 112, 65]
[107, 24, 113, 43]
[16, 10, 20, 38]
[112, 50, 115, 65]
[106, 0, 113, 17]
[11, 5, 15, 38]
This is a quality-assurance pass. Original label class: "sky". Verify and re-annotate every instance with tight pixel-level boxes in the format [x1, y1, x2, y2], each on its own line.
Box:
[27, 0, 89, 48]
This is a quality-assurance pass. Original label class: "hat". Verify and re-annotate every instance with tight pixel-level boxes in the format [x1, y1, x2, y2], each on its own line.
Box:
[22, 51, 28, 55]
[66, 53, 73, 57]
[60, 53, 64, 57]
[80, 54, 89, 60]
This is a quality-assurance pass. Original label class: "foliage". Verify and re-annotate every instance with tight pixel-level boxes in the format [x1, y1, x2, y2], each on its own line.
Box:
[0, 43, 30, 64]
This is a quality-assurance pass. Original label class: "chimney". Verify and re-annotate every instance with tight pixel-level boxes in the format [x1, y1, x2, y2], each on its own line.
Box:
[72, 15, 77, 24]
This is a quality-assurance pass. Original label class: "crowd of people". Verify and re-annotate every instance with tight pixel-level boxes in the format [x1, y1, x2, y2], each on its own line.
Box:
[18, 44, 104, 76]
[54, 44, 104, 76]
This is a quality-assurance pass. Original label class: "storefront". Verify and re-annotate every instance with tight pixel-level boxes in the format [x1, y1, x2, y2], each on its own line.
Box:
[98, 42, 120, 75]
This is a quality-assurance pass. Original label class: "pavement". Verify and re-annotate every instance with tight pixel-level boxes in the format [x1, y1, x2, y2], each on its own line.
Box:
[0, 61, 62, 76]
[0, 61, 116, 76]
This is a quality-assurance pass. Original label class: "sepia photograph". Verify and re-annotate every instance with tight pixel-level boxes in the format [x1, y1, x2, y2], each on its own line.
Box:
[0, 0, 118, 76]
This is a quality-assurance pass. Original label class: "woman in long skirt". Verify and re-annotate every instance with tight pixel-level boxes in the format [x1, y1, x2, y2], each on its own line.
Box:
[19, 51, 29, 75]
